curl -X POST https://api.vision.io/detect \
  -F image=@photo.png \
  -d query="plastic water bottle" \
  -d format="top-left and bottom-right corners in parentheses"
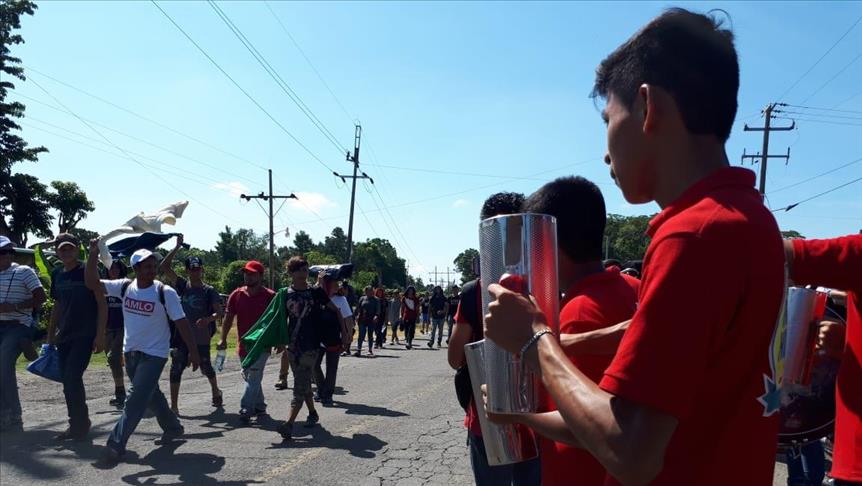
top-left (214, 349), bottom-right (226, 372)
top-left (40, 343), bottom-right (51, 356)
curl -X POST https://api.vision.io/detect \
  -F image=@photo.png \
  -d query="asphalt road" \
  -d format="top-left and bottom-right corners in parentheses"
top-left (1, 330), bottom-right (796, 485)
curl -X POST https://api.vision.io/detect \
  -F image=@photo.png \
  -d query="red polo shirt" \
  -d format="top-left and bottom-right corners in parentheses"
top-left (542, 268), bottom-right (639, 486)
top-left (599, 167), bottom-right (785, 485)
top-left (790, 235), bottom-right (862, 482)
top-left (226, 286), bottom-right (276, 359)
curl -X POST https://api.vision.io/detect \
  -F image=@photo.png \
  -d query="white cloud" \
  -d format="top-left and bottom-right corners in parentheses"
top-left (211, 181), bottom-right (250, 198)
top-left (288, 192), bottom-right (337, 214)
top-left (453, 198), bottom-right (470, 208)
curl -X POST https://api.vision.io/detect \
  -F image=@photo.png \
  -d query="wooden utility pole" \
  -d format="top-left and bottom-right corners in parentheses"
top-left (335, 124), bottom-right (372, 263)
top-left (240, 169), bottom-right (297, 288)
top-left (743, 103), bottom-right (795, 194)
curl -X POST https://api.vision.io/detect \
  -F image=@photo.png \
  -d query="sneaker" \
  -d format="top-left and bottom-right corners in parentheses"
top-left (427, 341), bottom-right (433, 349)
top-left (212, 391), bottom-right (224, 408)
top-left (275, 379), bottom-right (288, 390)
top-left (446, 339), bottom-right (450, 345)
top-left (109, 395), bottom-right (126, 408)
top-left (305, 411), bottom-right (319, 428)
top-left (313, 394), bottom-right (322, 403)
top-left (54, 427), bottom-right (89, 442)
top-left (341, 351), bottom-right (350, 357)
top-left (159, 426), bottom-right (185, 443)
top-left (368, 349), bottom-right (374, 357)
top-left (254, 408), bottom-right (268, 417)
top-left (95, 446), bottom-right (123, 469)
top-left (437, 342), bottom-right (442, 347)
top-left (353, 351), bottom-right (361, 357)
top-left (406, 344), bottom-right (412, 350)
top-left (321, 398), bottom-right (334, 407)
top-left (239, 408), bottom-right (253, 424)
top-left (277, 421), bottom-right (293, 440)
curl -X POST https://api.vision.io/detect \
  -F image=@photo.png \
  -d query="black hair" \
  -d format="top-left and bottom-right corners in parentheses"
top-left (523, 176), bottom-right (606, 263)
top-left (592, 8), bottom-right (738, 142)
top-left (110, 260), bottom-right (129, 278)
top-left (480, 192), bottom-right (525, 220)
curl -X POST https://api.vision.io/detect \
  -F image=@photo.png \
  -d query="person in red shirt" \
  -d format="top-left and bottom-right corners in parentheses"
top-left (217, 260), bottom-right (276, 423)
top-left (483, 8), bottom-right (785, 485)
top-left (448, 191), bottom-right (540, 485)
top-left (785, 235), bottom-right (862, 486)
top-left (497, 176), bottom-right (639, 486)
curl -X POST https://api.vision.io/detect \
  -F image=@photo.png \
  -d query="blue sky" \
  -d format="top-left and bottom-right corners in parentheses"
top-left (12, 1), bottom-right (862, 281)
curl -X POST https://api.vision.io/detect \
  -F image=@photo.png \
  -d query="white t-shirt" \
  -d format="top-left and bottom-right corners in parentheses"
top-left (102, 279), bottom-right (185, 358)
top-left (331, 295), bottom-right (353, 319)
top-left (0, 263), bottom-right (42, 326)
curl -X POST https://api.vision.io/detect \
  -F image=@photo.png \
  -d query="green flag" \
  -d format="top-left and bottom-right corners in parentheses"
top-left (240, 288), bottom-right (290, 368)
top-left (33, 244), bottom-right (53, 290)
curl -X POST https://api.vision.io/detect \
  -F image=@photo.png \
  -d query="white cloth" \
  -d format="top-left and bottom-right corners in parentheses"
top-left (98, 200), bottom-right (189, 267)
top-left (102, 279), bottom-right (185, 358)
top-left (0, 263), bottom-right (42, 326)
top-left (331, 295), bottom-right (353, 319)
top-left (405, 298), bottom-right (416, 311)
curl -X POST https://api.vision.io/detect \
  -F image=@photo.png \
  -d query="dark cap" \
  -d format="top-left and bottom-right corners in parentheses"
top-left (53, 233), bottom-right (80, 249)
top-left (185, 256), bottom-right (203, 269)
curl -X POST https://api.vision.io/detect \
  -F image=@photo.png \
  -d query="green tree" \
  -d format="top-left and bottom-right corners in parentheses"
top-left (47, 181), bottom-right (94, 233)
top-left (305, 250), bottom-right (338, 267)
top-left (1, 0), bottom-right (49, 242)
top-left (781, 230), bottom-right (805, 239)
top-left (214, 226), bottom-right (267, 264)
top-left (221, 260), bottom-right (248, 295)
top-left (604, 214), bottom-right (652, 262)
top-left (69, 227), bottom-right (99, 245)
top-left (323, 227), bottom-right (348, 261)
top-left (291, 230), bottom-right (317, 255)
top-left (453, 248), bottom-right (479, 283)
top-left (3, 173), bottom-right (52, 246)
top-left (353, 237), bottom-right (407, 288)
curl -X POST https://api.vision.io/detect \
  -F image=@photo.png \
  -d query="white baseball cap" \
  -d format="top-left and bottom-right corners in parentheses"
top-left (130, 249), bottom-right (156, 267)
top-left (0, 236), bottom-right (14, 249)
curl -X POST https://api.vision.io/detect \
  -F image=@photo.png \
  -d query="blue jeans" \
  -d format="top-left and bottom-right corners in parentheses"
top-left (468, 432), bottom-right (541, 486)
top-left (785, 441), bottom-right (826, 486)
top-left (57, 336), bottom-right (94, 433)
top-left (357, 320), bottom-right (374, 352)
top-left (241, 352), bottom-right (269, 413)
top-left (447, 315), bottom-right (456, 341)
top-left (0, 323), bottom-right (31, 427)
top-left (430, 318), bottom-right (445, 345)
top-left (107, 351), bottom-right (182, 454)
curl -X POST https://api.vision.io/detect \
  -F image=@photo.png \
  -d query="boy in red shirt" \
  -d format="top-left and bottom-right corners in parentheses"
top-left (514, 176), bottom-right (639, 486)
top-left (484, 8), bottom-right (785, 485)
top-left (786, 235), bottom-right (862, 486)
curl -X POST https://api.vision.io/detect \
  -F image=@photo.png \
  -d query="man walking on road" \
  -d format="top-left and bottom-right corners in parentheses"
top-left (446, 286), bottom-right (460, 346)
top-left (219, 260), bottom-right (275, 423)
top-left (88, 241), bottom-right (200, 466)
top-left (160, 235), bottom-right (223, 414)
top-left (314, 270), bottom-right (350, 406)
top-left (48, 233), bottom-right (105, 441)
top-left (0, 236), bottom-right (47, 433)
top-left (355, 286), bottom-right (379, 357)
top-left (427, 286), bottom-right (446, 349)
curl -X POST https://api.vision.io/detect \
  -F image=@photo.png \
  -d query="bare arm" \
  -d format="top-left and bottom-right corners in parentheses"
top-left (93, 287), bottom-right (107, 353)
top-left (47, 304), bottom-right (59, 345)
top-left (4, 287), bottom-right (48, 312)
top-left (447, 321), bottom-right (472, 369)
top-left (84, 239), bottom-right (102, 291)
top-left (173, 317), bottom-right (200, 368)
top-left (560, 320), bottom-right (631, 356)
top-left (218, 311), bottom-right (235, 349)
top-left (158, 235), bottom-right (183, 284)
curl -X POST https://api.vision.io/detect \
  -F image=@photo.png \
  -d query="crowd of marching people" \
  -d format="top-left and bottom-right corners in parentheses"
top-left (1, 6), bottom-right (861, 486)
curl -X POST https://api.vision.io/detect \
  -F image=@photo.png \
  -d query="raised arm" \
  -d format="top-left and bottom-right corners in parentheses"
top-left (158, 234), bottom-right (183, 285)
top-left (84, 239), bottom-right (102, 291)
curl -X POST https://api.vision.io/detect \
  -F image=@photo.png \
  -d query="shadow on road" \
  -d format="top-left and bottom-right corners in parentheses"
top-left (0, 429), bottom-right (69, 480)
top-left (118, 435), bottom-right (257, 486)
top-left (269, 425), bottom-right (387, 459)
top-left (332, 400), bottom-right (409, 418)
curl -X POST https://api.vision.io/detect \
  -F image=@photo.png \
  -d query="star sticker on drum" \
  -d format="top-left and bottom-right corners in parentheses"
top-left (757, 374), bottom-right (782, 417)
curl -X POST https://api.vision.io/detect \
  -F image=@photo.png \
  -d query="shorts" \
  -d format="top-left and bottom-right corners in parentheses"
top-left (288, 349), bottom-right (320, 408)
top-left (105, 327), bottom-right (124, 370)
top-left (170, 344), bottom-right (215, 383)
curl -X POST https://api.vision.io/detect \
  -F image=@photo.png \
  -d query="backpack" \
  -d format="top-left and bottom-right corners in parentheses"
top-left (121, 279), bottom-right (181, 348)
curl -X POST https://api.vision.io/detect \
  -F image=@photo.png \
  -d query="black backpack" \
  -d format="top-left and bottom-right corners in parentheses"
top-left (454, 279), bottom-right (482, 411)
top-left (121, 279), bottom-right (182, 348)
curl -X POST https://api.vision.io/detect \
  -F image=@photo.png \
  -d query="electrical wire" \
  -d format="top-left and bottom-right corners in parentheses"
top-left (151, 1), bottom-right (338, 175)
top-left (774, 116), bottom-right (862, 127)
top-left (775, 13), bottom-right (862, 102)
top-left (780, 104), bottom-right (862, 115)
top-left (767, 156), bottom-right (862, 194)
top-left (772, 175), bottom-right (862, 212)
top-left (207, 1), bottom-right (347, 155)
top-left (799, 49), bottom-right (862, 105)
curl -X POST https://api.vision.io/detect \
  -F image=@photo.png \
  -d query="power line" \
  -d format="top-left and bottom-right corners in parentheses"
top-left (151, 1), bottom-right (338, 175)
top-left (774, 110), bottom-right (862, 121)
top-left (799, 49), bottom-right (862, 105)
top-left (773, 175), bottom-right (862, 212)
top-left (23, 66), bottom-right (269, 172)
top-left (774, 115), bottom-right (862, 127)
top-left (262, 0), bottom-right (354, 124)
top-left (780, 104), bottom-right (862, 115)
top-left (364, 163), bottom-right (570, 181)
top-left (15, 92), bottom-right (262, 186)
top-left (775, 13), bottom-right (862, 102)
top-left (767, 156), bottom-right (862, 194)
top-left (27, 77), bottom-right (246, 225)
top-left (207, 1), bottom-right (347, 155)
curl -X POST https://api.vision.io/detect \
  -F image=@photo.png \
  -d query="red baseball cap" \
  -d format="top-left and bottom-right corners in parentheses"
top-left (241, 260), bottom-right (265, 274)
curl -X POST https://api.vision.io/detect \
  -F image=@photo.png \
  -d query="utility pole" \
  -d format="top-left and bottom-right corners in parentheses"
top-left (428, 266), bottom-right (443, 288)
top-left (335, 124), bottom-right (372, 263)
top-left (743, 103), bottom-right (794, 194)
top-left (240, 169), bottom-right (297, 288)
